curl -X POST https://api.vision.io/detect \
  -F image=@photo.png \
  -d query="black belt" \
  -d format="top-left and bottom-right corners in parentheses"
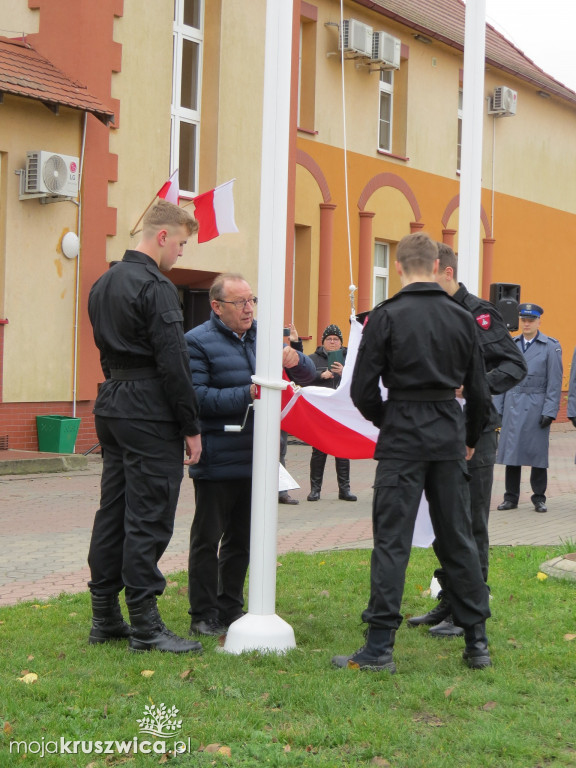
top-left (387, 388), bottom-right (455, 402)
top-left (110, 367), bottom-right (159, 381)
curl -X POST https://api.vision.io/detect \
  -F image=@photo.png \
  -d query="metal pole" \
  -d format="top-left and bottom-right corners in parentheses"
top-left (458, 0), bottom-right (486, 293)
top-left (224, 0), bottom-right (296, 654)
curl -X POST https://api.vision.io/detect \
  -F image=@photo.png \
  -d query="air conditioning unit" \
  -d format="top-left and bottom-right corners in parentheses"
top-left (25, 151), bottom-right (80, 197)
top-left (339, 19), bottom-right (373, 58)
top-left (489, 86), bottom-right (517, 116)
top-left (371, 31), bottom-right (401, 69)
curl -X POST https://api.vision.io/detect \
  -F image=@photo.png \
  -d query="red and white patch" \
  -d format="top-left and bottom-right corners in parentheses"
top-left (475, 313), bottom-right (491, 330)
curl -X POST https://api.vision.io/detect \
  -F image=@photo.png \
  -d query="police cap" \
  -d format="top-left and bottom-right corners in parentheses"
top-left (518, 303), bottom-right (543, 318)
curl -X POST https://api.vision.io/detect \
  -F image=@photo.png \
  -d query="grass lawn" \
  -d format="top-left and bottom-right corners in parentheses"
top-left (1, 545), bottom-right (575, 767)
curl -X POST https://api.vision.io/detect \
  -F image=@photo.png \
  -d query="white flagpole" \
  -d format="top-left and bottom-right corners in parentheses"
top-left (458, 0), bottom-right (486, 294)
top-left (224, 0), bottom-right (295, 654)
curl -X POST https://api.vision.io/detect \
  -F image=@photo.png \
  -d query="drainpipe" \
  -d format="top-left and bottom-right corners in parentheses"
top-left (71, 112), bottom-right (88, 419)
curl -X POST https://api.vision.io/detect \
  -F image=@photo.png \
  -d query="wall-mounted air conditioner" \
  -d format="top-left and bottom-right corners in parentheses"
top-left (371, 31), bottom-right (401, 69)
top-left (24, 151), bottom-right (80, 198)
top-left (339, 19), bottom-right (373, 58)
top-left (489, 86), bottom-right (517, 116)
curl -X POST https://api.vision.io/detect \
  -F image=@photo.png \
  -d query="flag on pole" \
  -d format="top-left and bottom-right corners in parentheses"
top-left (157, 169), bottom-right (180, 204)
top-left (281, 317), bottom-right (434, 547)
top-left (192, 179), bottom-right (239, 243)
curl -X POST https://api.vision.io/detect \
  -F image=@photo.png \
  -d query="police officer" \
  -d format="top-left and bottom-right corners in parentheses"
top-left (332, 233), bottom-right (491, 673)
top-left (494, 303), bottom-right (563, 513)
top-left (408, 244), bottom-right (527, 637)
top-left (87, 200), bottom-right (203, 654)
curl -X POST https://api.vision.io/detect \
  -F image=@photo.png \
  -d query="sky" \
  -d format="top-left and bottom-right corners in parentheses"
top-left (483, 0), bottom-right (576, 92)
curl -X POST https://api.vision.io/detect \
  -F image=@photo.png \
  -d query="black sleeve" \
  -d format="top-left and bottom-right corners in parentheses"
top-left (144, 281), bottom-right (200, 436)
top-left (462, 330), bottom-right (490, 448)
top-left (481, 305), bottom-right (527, 394)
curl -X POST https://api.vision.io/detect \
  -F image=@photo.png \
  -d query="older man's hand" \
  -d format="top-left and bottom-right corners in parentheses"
top-left (282, 345), bottom-right (299, 369)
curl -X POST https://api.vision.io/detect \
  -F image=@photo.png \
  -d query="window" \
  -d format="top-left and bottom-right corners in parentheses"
top-left (297, 8), bottom-right (317, 132)
top-left (172, 0), bottom-right (203, 196)
top-left (378, 70), bottom-right (394, 153)
top-left (457, 88), bottom-right (463, 172)
top-left (373, 242), bottom-right (389, 305)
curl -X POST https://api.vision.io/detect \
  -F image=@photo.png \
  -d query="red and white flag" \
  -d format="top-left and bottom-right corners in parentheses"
top-left (281, 317), bottom-right (434, 547)
top-left (156, 169), bottom-right (179, 205)
top-left (192, 179), bottom-right (239, 243)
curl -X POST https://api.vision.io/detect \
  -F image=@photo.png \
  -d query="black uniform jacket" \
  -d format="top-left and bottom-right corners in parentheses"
top-left (88, 250), bottom-right (200, 436)
top-left (453, 283), bottom-right (527, 430)
top-left (351, 282), bottom-right (489, 461)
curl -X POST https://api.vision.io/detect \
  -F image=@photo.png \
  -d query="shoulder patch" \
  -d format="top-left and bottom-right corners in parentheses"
top-left (475, 313), bottom-right (491, 330)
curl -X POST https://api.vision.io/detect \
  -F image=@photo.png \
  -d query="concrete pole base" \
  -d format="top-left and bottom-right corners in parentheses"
top-left (223, 613), bottom-right (296, 655)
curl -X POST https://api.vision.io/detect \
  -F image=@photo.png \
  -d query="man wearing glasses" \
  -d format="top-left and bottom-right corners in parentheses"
top-left (185, 273), bottom-right (315, 636)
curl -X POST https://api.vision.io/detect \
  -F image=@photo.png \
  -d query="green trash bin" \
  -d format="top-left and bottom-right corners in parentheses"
top-left (36, 415), bottom-right (81, 453)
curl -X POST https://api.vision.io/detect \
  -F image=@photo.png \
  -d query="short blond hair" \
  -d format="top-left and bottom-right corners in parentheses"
top-left (396, 233), bottom-right (438, 275)
top-left (143, 200), bottom-right (198, 237)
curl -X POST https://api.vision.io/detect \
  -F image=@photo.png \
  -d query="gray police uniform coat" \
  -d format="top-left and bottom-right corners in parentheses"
top-left (494, 332), bottom-right (563, 468)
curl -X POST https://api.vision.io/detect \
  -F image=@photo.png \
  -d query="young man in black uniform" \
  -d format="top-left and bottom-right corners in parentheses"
top-left (408, 243), bottom-right (527, 637)
top-left (332, 232), bottom-right (491, 672)
top-left (87, 200), bottom-right (203, 654)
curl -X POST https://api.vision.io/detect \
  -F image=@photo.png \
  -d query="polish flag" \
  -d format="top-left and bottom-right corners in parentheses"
top-left (192, 179), bottom-right (239, 243)
top-left (156, 169), bottom-right (179, 204)
top-left (281, 317), bottom-right (434, 547)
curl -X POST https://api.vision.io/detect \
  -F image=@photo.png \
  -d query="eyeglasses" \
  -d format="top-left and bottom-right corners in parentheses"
top-left (218, 297), bottom-right (258, 310)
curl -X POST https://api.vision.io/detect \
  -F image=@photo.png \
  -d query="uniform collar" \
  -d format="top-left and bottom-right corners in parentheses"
top-left (122, 250), bottom-right (158, 268)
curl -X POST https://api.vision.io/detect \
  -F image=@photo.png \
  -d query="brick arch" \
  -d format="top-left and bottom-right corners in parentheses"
top-left (357, 173), bottom-right (421, 221)
top-left (442, 195), bottom-right (492, 238)
top-left (295, 149), bottom-right (332, 203)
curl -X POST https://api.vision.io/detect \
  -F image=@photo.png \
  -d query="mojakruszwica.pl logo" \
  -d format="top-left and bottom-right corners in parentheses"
top-left (9, 703), bottom-right (194, 757)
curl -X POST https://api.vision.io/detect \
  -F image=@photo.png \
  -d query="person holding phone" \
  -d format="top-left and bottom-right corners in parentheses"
top-left (306, 324), bottom-right (357, 502)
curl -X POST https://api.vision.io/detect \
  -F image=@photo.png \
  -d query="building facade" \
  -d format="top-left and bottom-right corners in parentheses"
top-left (1, 0), bottom-right (575, 451)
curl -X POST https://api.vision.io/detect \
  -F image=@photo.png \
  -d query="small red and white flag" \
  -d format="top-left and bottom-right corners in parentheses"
top-left (192, 179), bottom-right (239, 243)
top-left (156, 169), bottom-right (180, 205)
top-left (281, 317), bottom-right (434, 547)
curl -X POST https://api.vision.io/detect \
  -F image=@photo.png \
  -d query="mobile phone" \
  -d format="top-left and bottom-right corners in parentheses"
top-left (283, 327), bottom-right (290, 337)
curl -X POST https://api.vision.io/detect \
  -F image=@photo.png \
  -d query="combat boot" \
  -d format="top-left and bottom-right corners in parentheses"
top-left (88, 593), bottom-right (133, 645)
top-left (428, 615), bottom-right (464, 637)
top-left (336, 458), bottom-right (357, 501)
top-left (128, 598), bottom-right (203, 654)
top-left (462, 622), bottom-right (492, 669)
top-left (332, 627), bottom-right (396, 673)
top-left (407, 593), bottom-right (451, 627)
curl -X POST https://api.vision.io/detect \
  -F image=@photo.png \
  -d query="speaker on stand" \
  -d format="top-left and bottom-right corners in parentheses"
top-left (489, 283), bottom-right (521, 331)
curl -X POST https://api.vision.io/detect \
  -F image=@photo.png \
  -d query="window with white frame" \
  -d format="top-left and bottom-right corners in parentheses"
top-left (457, 88), bottom-right (463, 172)
top-left (373, 241), bottom-right (389, 305)
top-left (378, 70), bottom-right (394, 152)
top-left (172, 0), bottom-right (203, 196)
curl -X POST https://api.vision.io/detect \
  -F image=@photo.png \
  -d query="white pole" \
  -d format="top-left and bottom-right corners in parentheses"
top-left (224, 0), bottom-right (296, 654)
top-left (458, 0), bottom-right (486, 294)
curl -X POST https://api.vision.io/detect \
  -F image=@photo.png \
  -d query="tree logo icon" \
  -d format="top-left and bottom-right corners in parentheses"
top-left (136, 704), bottom-right (182, 737)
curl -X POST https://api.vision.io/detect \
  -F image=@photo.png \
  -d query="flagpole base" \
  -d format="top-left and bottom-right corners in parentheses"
top-left (223, 613), bottom-right (296, 655)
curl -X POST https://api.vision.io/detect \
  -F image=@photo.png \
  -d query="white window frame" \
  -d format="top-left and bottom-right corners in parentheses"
top-left (373, 241), bottom-right (390, 306)
top-left (378, 70), bottom-right (394, 153)
top-left (172, 0), bottom-right (203, 196)
top-left (457, 88), bottom-right (463, 173)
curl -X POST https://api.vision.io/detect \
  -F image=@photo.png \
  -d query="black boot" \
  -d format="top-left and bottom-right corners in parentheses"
top-left (307, 449), bottom-right (327, 501)
top-left (462, 622), bottom-right (491, 669)
top-left (128, 598), bottom-right (203, 654)
top-left (407, 593), bottom-right (451, 627)
top-left (336, 458), bottom-right (357, 501)
top-left (428, 615), bottom-right (464, 637)
top-left (89, 594), bottom-right (133, 645)
top-left (332, 627), bottom-right (396, 673)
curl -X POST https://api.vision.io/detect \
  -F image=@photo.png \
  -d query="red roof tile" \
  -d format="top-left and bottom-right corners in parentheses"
top-left (0, 36), bottom-right (114, 124)
top-left (354, 0), bottom-right (576, 105)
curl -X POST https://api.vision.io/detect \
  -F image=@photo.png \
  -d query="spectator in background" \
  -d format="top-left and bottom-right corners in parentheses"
top-left (307, 324), bottom-right (357, 503)
top-left (495, 303), bottom-right (563, 514)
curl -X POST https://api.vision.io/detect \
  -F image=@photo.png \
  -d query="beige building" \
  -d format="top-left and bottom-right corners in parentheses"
top-left (1, 0), bottom-right (575, 451)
